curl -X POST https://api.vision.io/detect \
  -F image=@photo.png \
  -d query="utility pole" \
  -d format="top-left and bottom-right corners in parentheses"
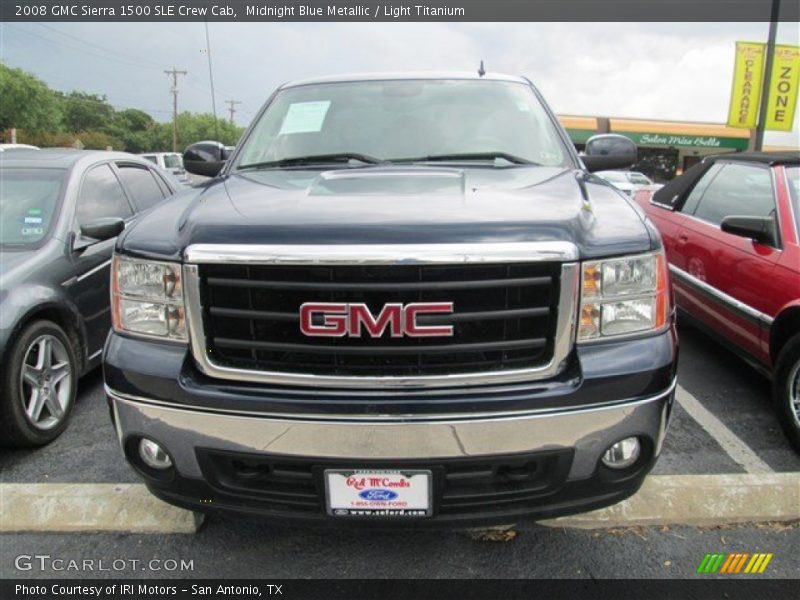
top-left (754, 0), bottom-right (781, 151)
top-left (164, 66), bottom-right (188, 153)
top-left (225, 100), bottom-right (242, 124)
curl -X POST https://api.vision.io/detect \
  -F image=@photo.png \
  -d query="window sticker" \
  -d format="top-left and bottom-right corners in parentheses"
top-left (24, 216), bottom-right (43, 224)
top-left (21, 227), bottom-right (44, 236)
top-left (278, 101), bottom-right (332, 135)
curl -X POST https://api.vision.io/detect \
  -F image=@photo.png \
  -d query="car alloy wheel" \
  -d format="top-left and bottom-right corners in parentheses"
top-left (791, 359), bottom-right (800, 428)
top-left (19, 334), bottom-right (73, 430)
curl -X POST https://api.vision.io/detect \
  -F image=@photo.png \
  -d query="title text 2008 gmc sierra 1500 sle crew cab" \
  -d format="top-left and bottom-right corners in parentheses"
top-left (104, 72), bottom-right (677, 526)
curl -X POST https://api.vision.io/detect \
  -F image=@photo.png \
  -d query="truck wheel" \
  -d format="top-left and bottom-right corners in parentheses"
top-left (0, 320), bottom-right (77, 447)
top-left (774, 333), bottom-right (800, 454)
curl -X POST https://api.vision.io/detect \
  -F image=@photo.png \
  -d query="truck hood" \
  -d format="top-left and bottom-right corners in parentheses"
top-left (119, 166), bottom-right (655, 261)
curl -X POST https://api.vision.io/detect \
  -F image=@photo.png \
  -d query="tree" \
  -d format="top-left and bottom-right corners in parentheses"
top-left (107, 108), bottom-right (156, 152)
top-left (0, 63), bottom-right (62, 134)
top-left (147, 112), bottom-right (243, 152)
top-left (59, 91), bottom-right (115, 133)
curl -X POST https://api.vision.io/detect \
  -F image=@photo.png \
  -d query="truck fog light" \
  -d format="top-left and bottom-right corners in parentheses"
top-left (601, 437), bottom-right (641, 469)
top-left (139, 438), bottom-right (173, 470)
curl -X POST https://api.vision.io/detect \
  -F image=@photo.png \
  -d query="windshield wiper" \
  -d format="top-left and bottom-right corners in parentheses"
top-left (238, 153), bottom-right (388, 170)
top-left (395, 152), bottom-right (538, 166)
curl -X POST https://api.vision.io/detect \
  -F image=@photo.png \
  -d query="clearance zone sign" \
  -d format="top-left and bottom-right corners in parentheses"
top-left (728, 41), bottom-right (800, 132)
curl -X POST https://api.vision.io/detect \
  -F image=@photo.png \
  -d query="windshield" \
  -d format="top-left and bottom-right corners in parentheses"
top-left (0, 168), bottom-right (66, 247)
top-left (235, 79), bottom-right (570, 168)
top-left (787, 167), bottom-right (799, 235)
top-left (163, 154), bottom-right (183, 169)
top-left (628, 173), bottom-right (651, 185)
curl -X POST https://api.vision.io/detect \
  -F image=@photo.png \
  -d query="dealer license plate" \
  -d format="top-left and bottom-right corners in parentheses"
top-left (324, 469), bottom-right (433, 517)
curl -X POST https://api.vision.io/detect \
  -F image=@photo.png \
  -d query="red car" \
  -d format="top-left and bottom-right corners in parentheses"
top-left (635, 152), bottom-right (800, 451)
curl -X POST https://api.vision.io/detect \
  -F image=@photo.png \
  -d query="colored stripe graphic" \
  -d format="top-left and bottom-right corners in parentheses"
top-left (700, 553), bottom-right (773, 574)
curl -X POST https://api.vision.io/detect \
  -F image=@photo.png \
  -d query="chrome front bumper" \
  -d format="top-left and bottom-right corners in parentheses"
top-left (108, 379), bottom-right (675, 482)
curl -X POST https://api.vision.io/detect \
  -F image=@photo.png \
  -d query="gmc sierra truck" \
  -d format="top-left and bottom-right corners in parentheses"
top-left (104, 72), bottom-right (677, 526)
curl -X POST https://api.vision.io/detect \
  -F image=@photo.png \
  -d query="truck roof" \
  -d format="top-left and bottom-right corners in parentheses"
top-left (281, 71), bottom-right (530, 89)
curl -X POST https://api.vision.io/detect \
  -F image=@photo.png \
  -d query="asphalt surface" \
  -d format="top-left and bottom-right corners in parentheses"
top-left (2, 521), bottom-right (798, 579)
top-left (1, 321), bottom-right (799, 580)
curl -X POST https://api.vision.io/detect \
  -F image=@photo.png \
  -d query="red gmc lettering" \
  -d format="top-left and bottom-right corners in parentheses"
top-left (404, 303), bottom-right (455, 337)
top-left (299, 302), bottom-right (348, 336)
top-left (299, 302), bottom-right (454, 338)
top-left (348, 303), bottom-right (403, 337)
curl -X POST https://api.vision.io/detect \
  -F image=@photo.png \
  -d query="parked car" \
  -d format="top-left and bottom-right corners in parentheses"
top-left (105, 72), bottom-right (677, 526)
top-left (0, 144), bottom-right (39, 152)
top-left (596, 170), bottom-right (658, 196)
top-left (139, 152), bottom-right (190, 184)
top-left (0, 149), bottom-right (179, 446)
top-left (635, 152), bottom-right (800, 451)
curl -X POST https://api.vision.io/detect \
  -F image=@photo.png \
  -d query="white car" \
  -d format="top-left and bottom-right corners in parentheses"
top-left (0, 144), bottom-right (39, 152)
top-left (139, 152), bottom-right (190, 184)
top-left (596, 170), bottom-right (659, 196)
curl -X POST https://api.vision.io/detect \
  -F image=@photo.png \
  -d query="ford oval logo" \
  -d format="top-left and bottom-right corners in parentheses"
top-left (359, 489), bottom-right (398, 501)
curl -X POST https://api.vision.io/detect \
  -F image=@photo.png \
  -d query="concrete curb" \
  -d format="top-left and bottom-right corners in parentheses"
top-left (1, 474), bottom-right (798, 533)
top-left (0, 483), bottom-right (203, 534)
top-left (539, 473), bottom-right (800, 529)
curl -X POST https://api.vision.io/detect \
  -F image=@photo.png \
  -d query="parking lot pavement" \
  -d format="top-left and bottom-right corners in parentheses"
top-left (2, 521), bottom-right (798, 579)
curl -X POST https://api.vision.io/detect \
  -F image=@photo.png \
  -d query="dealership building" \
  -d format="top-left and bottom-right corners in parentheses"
top-left (557, 115), bottom-right (797, 182)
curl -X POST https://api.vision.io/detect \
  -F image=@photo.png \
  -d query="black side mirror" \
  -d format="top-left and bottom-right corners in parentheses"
top-left (81, 217), bottom-right (125, 241)
top-left (183, 141), bottom-right (231, 177)
top-left (74, 217), bottom-right (125, 250)
top-left (721, 216), bottom-right (778, 247)
top-left (583, 134), bottom-right (638, 172)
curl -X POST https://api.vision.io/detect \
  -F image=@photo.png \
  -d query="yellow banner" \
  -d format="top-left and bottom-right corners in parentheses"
top-left (764, 45), bottom-right (800, 132)
top-left (727, 42), bottom-right (766, 129)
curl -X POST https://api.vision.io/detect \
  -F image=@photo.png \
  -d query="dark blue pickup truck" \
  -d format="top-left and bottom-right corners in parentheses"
top-left (104, 72), bottom-right (677, 526)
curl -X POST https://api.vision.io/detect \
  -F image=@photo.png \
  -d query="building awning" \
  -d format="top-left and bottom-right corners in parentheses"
top-left (558, 116), bottom-right (598, 144)
top-left (608, 118), bottom-right (750, 150)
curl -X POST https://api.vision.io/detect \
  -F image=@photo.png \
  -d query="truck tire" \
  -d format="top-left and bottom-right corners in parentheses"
top-left (774, 333), bottom-right (800, 454)
top-left (0, 320), bottom-right (77, 447)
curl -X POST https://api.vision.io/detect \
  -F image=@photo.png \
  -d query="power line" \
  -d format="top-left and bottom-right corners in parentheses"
top-left (35, 23), bottom-right (163, 71)
top-left (225, 100), bottom-right (242, 124)
top-left (164, 67), bottom-right (188, 152)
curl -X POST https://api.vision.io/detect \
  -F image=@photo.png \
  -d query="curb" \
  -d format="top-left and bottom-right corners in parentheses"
top-left (0, 483), bottom-right (203, 534)
top-left (539, 473), bottom-right (800, 529)
top-left (1, 474), bottom-right (798, 533)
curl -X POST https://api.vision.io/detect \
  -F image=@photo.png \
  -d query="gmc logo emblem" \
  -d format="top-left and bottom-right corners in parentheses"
top-left (299, 302), bottom-right (454, 338)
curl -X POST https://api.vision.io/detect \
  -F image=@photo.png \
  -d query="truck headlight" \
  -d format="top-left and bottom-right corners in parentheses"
top-left (111, 255), bottom-right (187, 342)
top-left (578, 250), bottom-right (669, 342)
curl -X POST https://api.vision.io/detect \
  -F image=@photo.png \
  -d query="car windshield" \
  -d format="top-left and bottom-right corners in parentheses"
top-left (600, 171), bottom-right (627, 182)
top-left (628, 173), bottom-right (651, 184)
top-left (163, 154), bottom-right (183, 169)
top-left (787, 167), bottom-right (799, 235)
top-left (0, 168), bottom-right (66, 247)
top-left (235, 79), bottom-right (570, 169)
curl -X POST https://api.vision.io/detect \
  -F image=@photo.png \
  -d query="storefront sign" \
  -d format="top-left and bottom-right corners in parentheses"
top-left (764, 45), bottom-right (800, 132)
top-left (727, 42), bottom-right (766, 129)
top-left (618, 132), bottom-right (749, 150)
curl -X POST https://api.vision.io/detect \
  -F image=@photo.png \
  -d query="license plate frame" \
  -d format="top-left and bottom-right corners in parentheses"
top-left (324, 469), bottom-right (433, 518)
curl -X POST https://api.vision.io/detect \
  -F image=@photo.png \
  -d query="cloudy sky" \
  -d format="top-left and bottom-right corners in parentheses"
top-left (1, 21), bottom-right (798, 144)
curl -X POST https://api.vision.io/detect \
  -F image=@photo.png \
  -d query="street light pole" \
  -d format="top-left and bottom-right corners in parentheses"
top-left (754, 0), bottom-right (781, 151)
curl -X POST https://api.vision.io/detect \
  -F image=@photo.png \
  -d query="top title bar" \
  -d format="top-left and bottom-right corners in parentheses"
top-left (3, 0), bottom-right (800, 22)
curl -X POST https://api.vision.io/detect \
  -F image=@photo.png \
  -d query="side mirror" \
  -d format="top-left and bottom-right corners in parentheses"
top-left (583, 134), bottom-right (638, 172)
top-left (721, 215), bottom-right (778, 247)
top-left (74, 217), bottom-right (125, 250)
top-left (183, 141), bottom-right (231, 177)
